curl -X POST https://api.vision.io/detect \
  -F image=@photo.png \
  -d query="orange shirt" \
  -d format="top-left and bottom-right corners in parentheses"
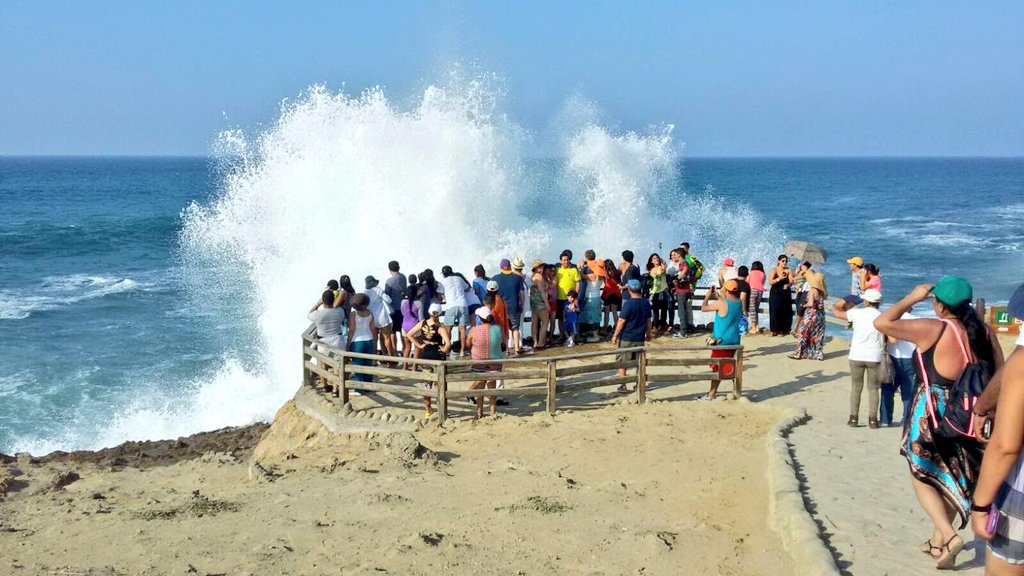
top-left (492, 295), bottom-right (510, 341)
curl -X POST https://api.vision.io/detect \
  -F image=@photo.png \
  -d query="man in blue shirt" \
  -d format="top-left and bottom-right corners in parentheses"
top-left (493, 258), bottom-right (525, 355)
top-left (611, 279), bottom-right (652, 393)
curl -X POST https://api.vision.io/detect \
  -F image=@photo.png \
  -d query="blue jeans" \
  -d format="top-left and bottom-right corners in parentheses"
top-left (349, 339), bottom-right (376, 383)
top-left (879, 355), bottom-right (915, 426)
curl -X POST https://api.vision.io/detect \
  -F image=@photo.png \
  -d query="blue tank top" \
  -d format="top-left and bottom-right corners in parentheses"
top-left (712, 298), bottom-right (743, 345)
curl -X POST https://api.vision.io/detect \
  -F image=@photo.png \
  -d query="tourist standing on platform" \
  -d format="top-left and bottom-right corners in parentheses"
top-left (529, 259), bottom-right (549, 350)
top-left (545, 264), bottom-right (558, 342)
top-left (602, 259), bottom-right (622, 334)
top-left (669, 248), bottom-right (694, 337)
top-left (438, 266), bottom-right (472, 357)
top-left (338, 275), bottom-right (356, 320)
top-left (494, 259), bottom-right (525, 356)
top-left (472, 265), bottom-right (489, 303)
top-left (699, 279), bottom-right (743, 401)
top-left (875, 277), bottom-right (1003, 570)
top-left (365, 276), bottom-right (396, 356)
top-left (563, 290), bottom-right (581, 347)
top-left (790, 271), bottom-right (827, 361)
top-left (647, 253), bottom-right (670, 332)
top-left (511, 257), bottom-right (531, 351)
top-left (971, 284), bottom-right (1024, 573)
top-left (747, 261), bottom-right (766, 335)
top-left (347, 293), bottom-right (379, 383)
top-left (581, 250), bottom-right (605, 342)
top-left (611, 279), bottom-right (652, 394)
top-left (768, 255), bottom-right (794, 336)
top-left (400, 277), bottom-right (420, 365)
top-left (484, 282), bottom-right (509, 344)
top-left (418, 269), bottom-right (439, 322)
top-left (385, 261), bottom-right (407, 354)
top-left (619, 250), bottom-right (642, 301)
top-left (308, 289), bottom-right (346, 349)
top-left (717, 257), bottom-right (738, 287)
top-left (407, 305), bottom-right (452, 418)
top-left (556, 250), bottom-right (581, 340)
top-left (833, 289), bottom-right (885, 428)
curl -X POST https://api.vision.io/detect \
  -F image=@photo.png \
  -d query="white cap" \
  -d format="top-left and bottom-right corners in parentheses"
top-left (428, 302), bottom-right (443, 315)
top-left (486, 280), bottom-right (499, 292)
top-left (862, 289), bottom-right (882, 303)
top-left (475, 306), bottom-right (493, 319)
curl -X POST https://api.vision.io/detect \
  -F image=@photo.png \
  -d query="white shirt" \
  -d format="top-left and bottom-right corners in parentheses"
top-left (1017, 330), bottom-right (1024, 348)
top-left (438, 275), bottom-right (470, 308)
top-left (887, 312), bottom-right (918, 358)
top-left (847, 307), bottom-right (885, 363)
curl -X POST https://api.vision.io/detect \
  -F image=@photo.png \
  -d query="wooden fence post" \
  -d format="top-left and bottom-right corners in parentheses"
top-left (302, 339), bottom-right (312, 388)
top-left (546, 360), bottom-right (557, 414)
top-left (339, 354), bottom-right (348, 402)
top-left (437, 363), bottom-right (448, 426)
top-left (636, 348), bottom-right (647, 404)
top-left (733, 347), bottom-right (744, 399)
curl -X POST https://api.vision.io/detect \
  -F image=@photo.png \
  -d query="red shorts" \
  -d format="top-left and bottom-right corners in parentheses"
top-left (710, 349), bottom-right (736, 377)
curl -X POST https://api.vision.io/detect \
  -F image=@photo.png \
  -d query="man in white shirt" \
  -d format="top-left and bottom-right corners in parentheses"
top-left (438, 265), bottom-right (471, 356)
top-left (833, 288), bottom-right (885, 428)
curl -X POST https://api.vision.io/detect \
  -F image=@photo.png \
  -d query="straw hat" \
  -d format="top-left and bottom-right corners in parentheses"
top-left (531, 258), bottom-right (545, 272)
top-left (512, 256), bottom-right (525, 270)
top-left (807, 271), bottom-right (828, 298)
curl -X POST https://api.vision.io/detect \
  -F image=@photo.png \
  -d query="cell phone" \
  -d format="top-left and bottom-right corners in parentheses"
top-left (987, 507), bottom-right (1000, 534)
top-left (983, 418), bottom-right (994, 440)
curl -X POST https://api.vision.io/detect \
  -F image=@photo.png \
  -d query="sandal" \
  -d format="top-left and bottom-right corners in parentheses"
top-left (918, 538), bottom-right (942, 558)
top-left (935, 533), bottom-right (963, 570)
top-left (787, 354), bottom-right (802, 360)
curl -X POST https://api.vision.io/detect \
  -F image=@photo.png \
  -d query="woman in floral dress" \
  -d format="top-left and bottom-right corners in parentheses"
top-left (791, 271), bottom-right (827, 360)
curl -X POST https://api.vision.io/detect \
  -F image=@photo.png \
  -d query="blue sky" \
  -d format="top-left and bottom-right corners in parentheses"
top-left (1, 2), bottom-right (1022, 156)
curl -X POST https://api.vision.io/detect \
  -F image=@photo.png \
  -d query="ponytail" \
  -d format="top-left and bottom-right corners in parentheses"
top-left (949, 300), bottom-right (995, 371)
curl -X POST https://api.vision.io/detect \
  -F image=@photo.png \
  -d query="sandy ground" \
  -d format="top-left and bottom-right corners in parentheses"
top-left (1, 380), bottom-right (792, 575)
top-left (3, 331), bottom-right (1016, 575)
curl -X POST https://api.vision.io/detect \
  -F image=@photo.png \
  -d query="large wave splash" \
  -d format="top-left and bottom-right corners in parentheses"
top-left (29, 78), bottom-right (785, 452)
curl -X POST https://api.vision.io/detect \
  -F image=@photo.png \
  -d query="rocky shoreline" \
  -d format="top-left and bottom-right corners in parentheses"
top-left (0, 423), bottom-right (269, 471)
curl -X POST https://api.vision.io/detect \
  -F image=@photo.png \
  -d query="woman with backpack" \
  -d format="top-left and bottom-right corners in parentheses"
top-left (874, 277), bottom-right (1004, 570)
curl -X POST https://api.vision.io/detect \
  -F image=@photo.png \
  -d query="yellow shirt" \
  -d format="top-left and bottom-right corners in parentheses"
top-left (555, 266), bottom-right (581, 300)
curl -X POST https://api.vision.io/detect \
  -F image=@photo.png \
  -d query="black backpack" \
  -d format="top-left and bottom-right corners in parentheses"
top-left (919, 319), bottom-right (993, 440)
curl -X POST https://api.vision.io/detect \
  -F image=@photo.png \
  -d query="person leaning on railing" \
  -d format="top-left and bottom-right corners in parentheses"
top-left (699, 279), bottom-right (743, 401)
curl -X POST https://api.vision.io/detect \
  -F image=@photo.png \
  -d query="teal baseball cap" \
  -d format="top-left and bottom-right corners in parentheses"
top-left (930, 276), bottom-right (973, 307)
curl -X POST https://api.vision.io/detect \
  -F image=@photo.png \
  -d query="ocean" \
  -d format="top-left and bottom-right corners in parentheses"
top-left (1, 91), bottom-right (1021, 455)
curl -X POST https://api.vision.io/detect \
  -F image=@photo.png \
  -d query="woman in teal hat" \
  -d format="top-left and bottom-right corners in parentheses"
top-left (875, 276), bottom-right (1005, 570)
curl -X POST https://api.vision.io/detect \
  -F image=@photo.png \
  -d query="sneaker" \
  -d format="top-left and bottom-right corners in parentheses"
top-left (672, 332), bottom-right (685, 339)
top-left (585, 335), bottom-right (600, 343)
top-left (566, 336), bottom-right (575, 347)
top-left (697, 394), bottom-right (714, 402)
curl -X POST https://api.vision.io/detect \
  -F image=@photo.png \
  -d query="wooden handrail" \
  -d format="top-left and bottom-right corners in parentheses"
top-left (302, 322), bottom-right (746, 425)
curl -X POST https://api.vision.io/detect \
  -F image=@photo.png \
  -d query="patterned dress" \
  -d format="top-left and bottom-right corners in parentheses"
top-left (793, 298), bottom-right (825, 360)
top-left (901, 323), bottom-right (983, 529)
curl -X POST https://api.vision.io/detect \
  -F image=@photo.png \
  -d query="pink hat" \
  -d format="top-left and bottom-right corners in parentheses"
top-left (724, 257), bottom-right (735, 266)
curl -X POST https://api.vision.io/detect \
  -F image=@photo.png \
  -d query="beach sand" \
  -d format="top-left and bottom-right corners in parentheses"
top-left (1, 333), bottom-right (1017, 575)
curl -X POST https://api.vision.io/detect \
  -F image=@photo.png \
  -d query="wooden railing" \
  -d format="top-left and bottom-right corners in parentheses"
top-left (301, 325), bottom-right (744, 425)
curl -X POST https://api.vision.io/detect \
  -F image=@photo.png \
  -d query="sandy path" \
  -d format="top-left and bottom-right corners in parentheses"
top-left (733, 333), bottom-right (1018, 576)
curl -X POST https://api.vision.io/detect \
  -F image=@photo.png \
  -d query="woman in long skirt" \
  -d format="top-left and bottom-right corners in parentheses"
top-left (791, 271), bottom-right (826, 360)
top-left (767, 254), bottom-right (794, 336)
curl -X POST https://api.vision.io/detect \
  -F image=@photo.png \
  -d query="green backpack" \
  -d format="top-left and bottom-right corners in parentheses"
top-left (684, 255), bottom-right (704, 283)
